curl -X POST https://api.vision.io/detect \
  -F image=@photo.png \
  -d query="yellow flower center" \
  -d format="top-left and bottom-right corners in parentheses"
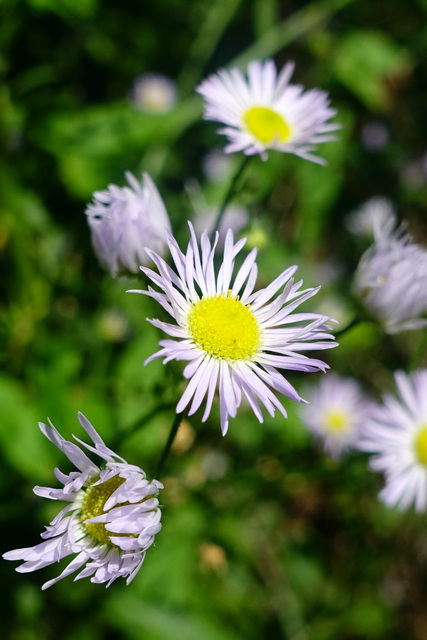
top-left (414, 426), bottom-right (427, 467)
top-left (243, 106), bottom-right (292, 145)
top-left (323, 409), bottom-right (349, 434)
top-left (80, 474), bottom-right (130, 547)
top-left (187, 293), bottom-right (261, 361)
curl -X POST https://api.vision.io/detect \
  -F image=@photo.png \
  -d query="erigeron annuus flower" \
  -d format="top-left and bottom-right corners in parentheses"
top-left (300, 374), bottom-right (369, 457)
top-left (353, 217), bottom-right (427, 333)
top-left (3, 413), bottom-right (163, 589)
top-left (130, 223), bottom-right (338, 435)
top-left (130, 73), bottom-right (177, 114)
top-left (85, 171), bottom-right (171, 277)
top-left (196, 58), bottom-right (339, 163)
top-left (359, 370), bottom-right (427, 512)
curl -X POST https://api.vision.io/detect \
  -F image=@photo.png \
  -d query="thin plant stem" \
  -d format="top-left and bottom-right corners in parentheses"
top-left (177, 0), bottom-right (244, 95)
top-left (210, 155), bottom-right (251, 240)
top-left (110, 401), bottom-right (176, 451)
top-left (409, 329), bottom-right (427, 371)
top-left (155, 411), bottom-right (185, 477)
top-left (230, 0), bottom-right (355, 69)
top-left (334, 317), bottom-right (360, 339)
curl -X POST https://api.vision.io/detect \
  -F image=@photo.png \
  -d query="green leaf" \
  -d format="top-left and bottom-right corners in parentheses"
top-left (36, 98), bottom-right (201, 198)
top-left (333, 30), bottom-right (412, 111)
top-left (295, 106), bottom-right (353, 252)
top-left (26, 0), bottom-right (98, 19)
top-left (0, 375), bottom-right (56, 481)
top-left (104, 596), bottom-right (241, 640)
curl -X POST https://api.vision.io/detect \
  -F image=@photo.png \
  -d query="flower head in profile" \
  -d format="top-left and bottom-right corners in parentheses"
top-left (130, 223), bottom-right (337, 435)
top-left (300, 373), bottom-right (369, 457)
top-left (130, 73), bottom-right (177, 114)
top-left (3, 413), bottom-right (163, 589)
top-left (85, 171), bottom-right (171, 277)
top-left (353, 218), bottom-right (427, 333)
top-left (359, 370), bottom-right (427, 512)
top-left (196, 59), bottom-right (339, 163)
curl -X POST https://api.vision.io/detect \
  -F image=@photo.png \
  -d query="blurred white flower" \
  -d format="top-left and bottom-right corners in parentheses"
top-left (96, 308), bottom-right (130, 342)
top-left (131, 73), bottom-right (177, 114)
top-left (300, 374), bottom-right (369, 457)
top-left (353, 218), bottom-right (427, 333)
top-left (401, 156), bottom-right (427, 190)
top-left (130, 222), bottom-right (337, 435)
top-left (346, 197), bottom-right (396, 239)
top-left (361, 121), bottom-right (389, 151)
top-left (196, 58), bottom-right (339, 163)
top-left (85, 171), bottom-right (171, 277)
top-left (3, 413), bottom-right (163, 589)
top-left (359, 370), bottom-right (427, 512)
top-left (202, 149), bottom-right (234, 183)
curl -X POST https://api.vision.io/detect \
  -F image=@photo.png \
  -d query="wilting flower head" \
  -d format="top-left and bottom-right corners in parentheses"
top-left (196, 58), bottom-right (339, 163)
top-left (3, 413), bottom-right (163, 589)
top-left (353, 218), bottom-right (427, 333)
top-left (130, 73), bottom-right (177, 114)
top-left (300, 373), bottom-right (369, 457)
top-left (130, 223), bottom-right (337, 435)
top-left (359, 370), bottom-right (427, 512)
top-left (85, 172), bottom-right (171, 277)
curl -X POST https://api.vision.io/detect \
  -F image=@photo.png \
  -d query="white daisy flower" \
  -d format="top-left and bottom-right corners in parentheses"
top-left (353, 218), bottom-right (427, 333)
top-left (130, 73), bottom-right (177, 114)
top-left (3, 413), bottom-right (163, 589)
top-left (130, 223), bottom-right (338, 435)
top-left (300, 373), bottom-right (369, 457)
top-left (196, 58), bottom-right (339, 163)
top-left (359, 370), bottom-right (427, 512)
top-left (85, 171), bottom-right (171, 277)
top-left (346, 197), bottom-right (396, 239)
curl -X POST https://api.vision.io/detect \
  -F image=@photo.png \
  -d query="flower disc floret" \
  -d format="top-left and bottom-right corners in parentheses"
top-left (323, 409), bottom-right (348, 433)
top-left (130, 222), bottom-right (337, 435)
top-left (81, 475), bottom-right (127, 546)
top-left (187, 294), bottom-right (261, 361)
top-left (243, 106), bottom-right (292, 145)
top-left (414, 425), bottom-right (427, 467)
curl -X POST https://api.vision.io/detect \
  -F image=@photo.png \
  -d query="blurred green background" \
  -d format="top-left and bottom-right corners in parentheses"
top-left (2, 0), bottom-right (427, 638)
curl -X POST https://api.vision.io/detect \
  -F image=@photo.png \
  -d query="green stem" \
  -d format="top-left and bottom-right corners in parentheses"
top-left (155, 411), bottom-right (185, 477)
top-left (409, 329), bottom-right (427, 371)
top-left (210, 155), bottom-right (251, 240)
top-left (177, 0), bottom-right (244, 95)
top-left (230, 0), bottom-right (355, 69)
top-left (110, 401), bottom-right (176, 451)
top-left (334, 317), bottom-right (360, 339)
